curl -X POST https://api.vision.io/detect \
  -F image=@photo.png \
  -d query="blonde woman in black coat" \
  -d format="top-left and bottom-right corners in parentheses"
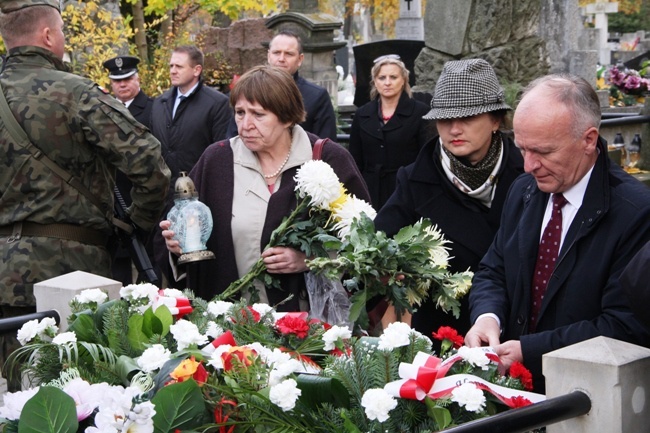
top-left (349, 55), bottom-right (431, 208)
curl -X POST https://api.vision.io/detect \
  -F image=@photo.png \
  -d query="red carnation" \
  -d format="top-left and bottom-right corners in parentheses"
top-left (431, 326), bottom-right (464, 348)
top-left (509, 361), bottom-right (534, 391)
top-left (275, 315), bottom-right (310, 338)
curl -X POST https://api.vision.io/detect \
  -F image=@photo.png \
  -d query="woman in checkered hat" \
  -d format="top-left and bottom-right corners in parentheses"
top-left (349, 55), bottom-right (433, 209)
top-left (373, 58), bottom-right (524, 340)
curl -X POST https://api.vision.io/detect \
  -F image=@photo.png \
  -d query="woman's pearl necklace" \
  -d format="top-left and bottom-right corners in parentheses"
top-left (264, 144), bottom-right (292, 179)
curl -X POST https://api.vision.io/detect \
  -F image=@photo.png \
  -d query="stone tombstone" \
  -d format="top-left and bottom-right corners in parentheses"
top-left (544, 336), bottom-right (650, 433)
top-left (416, 0), bottom-right (598, 94)
top-left (584, 0), bottom-right (619, 65)
top-left (34, 271), bottom-right (122, 331)
top-left (395, 0), bottom-right (424, 41)
top-left (200, 18), bottom-right (274, 81)
top-left (352, 40), bottom-right (425, 107)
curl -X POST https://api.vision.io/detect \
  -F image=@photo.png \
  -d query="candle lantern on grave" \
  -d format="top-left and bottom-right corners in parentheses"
top-left (167, 172), bottom-right (215, 264)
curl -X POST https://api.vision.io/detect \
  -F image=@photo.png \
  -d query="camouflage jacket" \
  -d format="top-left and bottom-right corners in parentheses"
top-left (0, 46), bottom-right (171, 232)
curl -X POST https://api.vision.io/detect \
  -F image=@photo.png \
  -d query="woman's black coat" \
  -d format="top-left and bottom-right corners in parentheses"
top-left (349, 91), bottom-right (431, 208)
top-left (374, 134), bottom-right (524, 338)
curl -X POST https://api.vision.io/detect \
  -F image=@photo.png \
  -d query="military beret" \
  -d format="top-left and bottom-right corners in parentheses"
top-left (103, 55), bottom-right (140, 80)
top-left (0, 0), bottom-right (61, 13)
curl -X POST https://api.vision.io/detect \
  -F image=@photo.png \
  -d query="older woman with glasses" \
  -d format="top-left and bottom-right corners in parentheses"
top-left (349, 55), bottom-right (432, 208)
top-left (374, 59), bottom-right (524, 340)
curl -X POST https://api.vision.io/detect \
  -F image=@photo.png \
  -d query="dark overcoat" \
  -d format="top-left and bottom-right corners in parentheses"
top-left (349, 91), bottom-right (431, 208)
top-left (374, 134), bottom-right (524, 338)
top-left (469, 137), bottom-right (650, 392)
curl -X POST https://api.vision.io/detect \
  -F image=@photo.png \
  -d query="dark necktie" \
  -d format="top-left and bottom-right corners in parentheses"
top-left (529, 193), bottom-right (567, 332)
top-left (173, 95), bottom-right (186, 118)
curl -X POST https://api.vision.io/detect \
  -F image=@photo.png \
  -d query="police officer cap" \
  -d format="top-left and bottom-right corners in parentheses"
top-left (103, 56), bottom-right (140, 80)
top-left (0, 0), bottom-right (61, 13)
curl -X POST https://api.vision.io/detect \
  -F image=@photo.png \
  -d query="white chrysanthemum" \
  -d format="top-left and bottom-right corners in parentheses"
top-left (269, 378), bottom-right (301, 411)
top-left (206, 300), bottom-right (233, 317)
top-left (0, 387), bottom-right (39, 420)
top-left (52, 332), bottom-right (77, 346)
top-left (452, 270), bottom-right (474, 297)
top-left (377, 322), bottom-right (412, 350)
top-left (429, 246), bottom-right (450, 269)
top-left (331, 195), bottom-right (377, 238)
top-left (205, 321), bottom-right (224, 339)
top-left (294, 160), bottom-right (342, 209)
top-left (137, 344), bottom-right (172, 373)
top-left (424, 223), bottom-right (443, 241)
top-left (74, 288), bottom-right (108, 305)
top-left (269, 358), bottom-right (302, 386)
top-left (361, 388), bottom-right (397, 422)
top-left (322, 325), bottom-right (352, 351)
top-left (169, 320), bottom-right (208, 350)
top-left (457, 346), bottom-right (491, 370)
top-left (451, 383), bottom-right (486, 413)
top-left (161, 288), bottom-right (185, 298)
top-left (16, 319), bottom-right (40, 346)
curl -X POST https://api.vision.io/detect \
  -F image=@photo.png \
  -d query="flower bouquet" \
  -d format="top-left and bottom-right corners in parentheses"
top-left (599, 64), bottom-right (650, 106)
top-left (217, 159), bottom-right (472, 330)
top-left (0, 286), bottom-right (545, 433)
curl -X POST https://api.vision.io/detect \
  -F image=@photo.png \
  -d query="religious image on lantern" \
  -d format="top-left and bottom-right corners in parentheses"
top-left (167, 172), bottom-right (216, 264)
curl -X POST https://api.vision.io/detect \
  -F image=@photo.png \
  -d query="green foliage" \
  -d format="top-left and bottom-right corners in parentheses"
top-left (17, 387), bottom-right (78, 433)
top-left (151, 379), bottom-right (209, 433)
top-left (308, 215), bottom-right (473, 325)
top-left (144, 0), bottom-right (281, 21)
top-left (63, 0), bottom-right (135, 88)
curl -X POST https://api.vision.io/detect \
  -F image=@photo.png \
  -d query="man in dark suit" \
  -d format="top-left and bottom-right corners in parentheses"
top-left (103, 55), bottom-right (156, 285)
top-left (227, 30), bottom-right (338, 141)
top-left (465, 73), bottom-right (650, 392)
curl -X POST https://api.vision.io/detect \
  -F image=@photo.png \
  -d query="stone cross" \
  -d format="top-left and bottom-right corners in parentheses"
top-left (395, 0), bottom-right (424, 40)
top-left (585, 0), bottom-right (619, 65)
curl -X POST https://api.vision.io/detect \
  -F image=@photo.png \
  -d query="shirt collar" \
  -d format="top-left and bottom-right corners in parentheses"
top-left (558, 163), bottom-right (595, 210)
top-left (177, 82), bottom-right (199, 99)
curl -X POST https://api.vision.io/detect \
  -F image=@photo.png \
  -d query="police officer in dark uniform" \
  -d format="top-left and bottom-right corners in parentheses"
top-left (103, 55), bottom-right (157, 285)
top-left (103, 55), bottom-right (153, 128)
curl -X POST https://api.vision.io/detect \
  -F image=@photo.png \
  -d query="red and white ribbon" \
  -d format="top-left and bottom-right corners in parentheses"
top-left (384, 350), bottom-right (545, 407)
top-left (153, 291), bottom-right (193, 318)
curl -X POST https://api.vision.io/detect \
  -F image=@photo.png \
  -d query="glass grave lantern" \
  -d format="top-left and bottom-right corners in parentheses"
top-left (167, 172), bottom-right (216, 264)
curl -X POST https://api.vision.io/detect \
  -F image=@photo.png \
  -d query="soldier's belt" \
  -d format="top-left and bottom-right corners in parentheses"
top-left (0, 222), bottom-right (108, 247)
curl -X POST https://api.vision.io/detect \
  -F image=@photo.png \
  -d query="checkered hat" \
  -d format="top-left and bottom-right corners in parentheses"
top-left (423, 58), bottom-right (511, 120)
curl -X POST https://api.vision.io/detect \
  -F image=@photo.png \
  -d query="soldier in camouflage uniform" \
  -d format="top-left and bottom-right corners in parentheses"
top-left (0, 0), bottom-right (171, 390)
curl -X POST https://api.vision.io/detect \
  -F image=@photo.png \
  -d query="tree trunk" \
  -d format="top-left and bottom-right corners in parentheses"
top-left (132, 0), bottom-right (148, 61)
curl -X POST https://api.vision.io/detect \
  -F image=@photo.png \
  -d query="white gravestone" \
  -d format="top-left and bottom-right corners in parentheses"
top-left (34, 271), bottom-right (122, 330)
top-left (585, 0), bottom-right (619, 65)
top-left (544, 336), bottom-right (650, 433)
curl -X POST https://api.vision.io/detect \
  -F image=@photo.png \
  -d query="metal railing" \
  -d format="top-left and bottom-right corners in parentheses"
top-left (441, 390), bottom-right (591, 433)
top-left (0, 310), bottom-right (60, 334)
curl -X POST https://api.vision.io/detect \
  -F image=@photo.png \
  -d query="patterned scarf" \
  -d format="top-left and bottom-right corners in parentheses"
top-left (442, 132), bottom-right (502, 191)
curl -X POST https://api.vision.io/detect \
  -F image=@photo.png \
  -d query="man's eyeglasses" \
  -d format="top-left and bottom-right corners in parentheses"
top-left (373, 54), bottom-right (401, 63)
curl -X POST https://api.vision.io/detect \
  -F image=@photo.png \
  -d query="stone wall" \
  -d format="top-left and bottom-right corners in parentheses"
top-left (200, 19), bottom-right (273, 78)
top-left (415, 0), bottom-right (594, 94)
